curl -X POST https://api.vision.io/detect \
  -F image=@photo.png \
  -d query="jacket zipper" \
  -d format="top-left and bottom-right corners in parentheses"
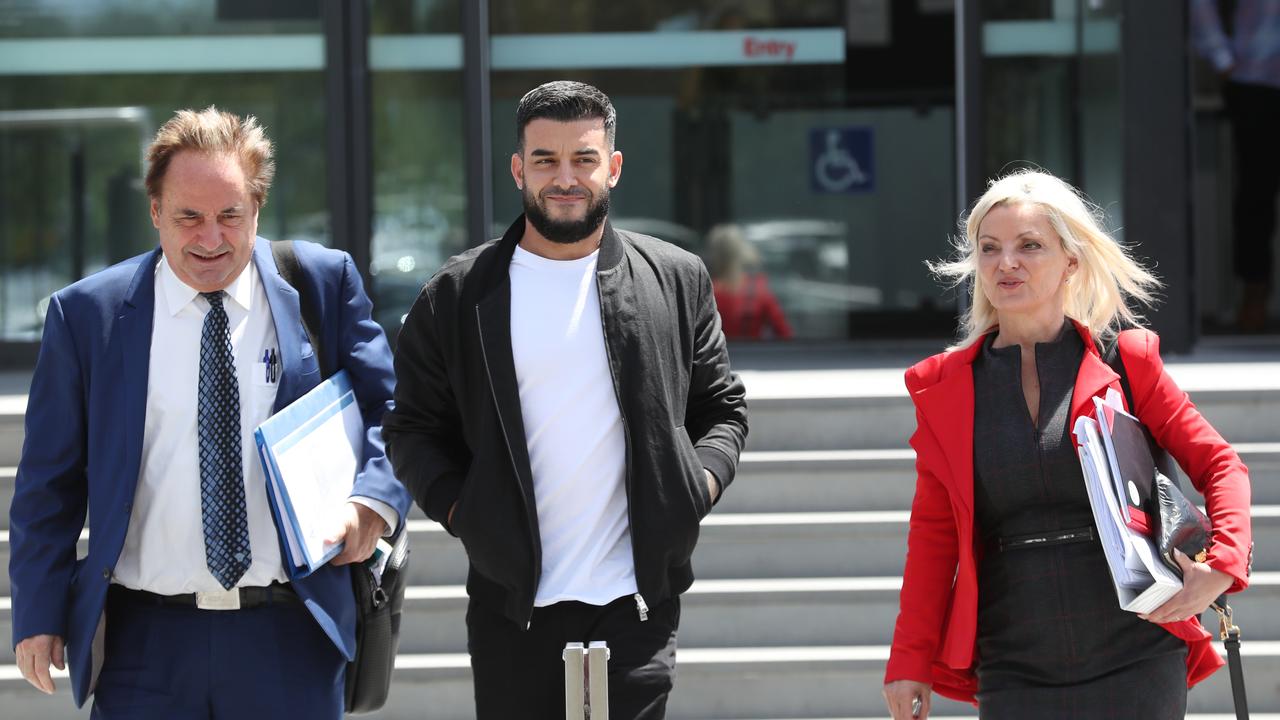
top-left (633, 593), bottom-right (649, 621)
top-left (475, 303), bottom-right (539, 630)
top-left (596, 272), bottom-right (648, 622)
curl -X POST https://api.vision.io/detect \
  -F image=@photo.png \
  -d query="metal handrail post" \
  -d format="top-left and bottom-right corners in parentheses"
top-left (586, 641), bottom-right (610, 720)
top-left (563, 642), bottom-right (586, 720)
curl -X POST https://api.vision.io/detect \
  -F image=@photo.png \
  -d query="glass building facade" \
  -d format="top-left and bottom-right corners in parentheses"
top-left (0, 0), bottom-right (1244, 363)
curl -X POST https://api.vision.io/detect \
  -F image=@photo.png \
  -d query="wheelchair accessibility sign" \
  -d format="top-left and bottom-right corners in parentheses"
top-left (810, 127), bottom-right (874, 194)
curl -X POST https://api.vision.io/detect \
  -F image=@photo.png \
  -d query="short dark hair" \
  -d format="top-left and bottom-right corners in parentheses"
top-left (515, 81), bottom-right (616, 152)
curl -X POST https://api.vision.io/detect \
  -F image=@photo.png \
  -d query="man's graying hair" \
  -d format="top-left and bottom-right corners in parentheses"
top-left (145, 106), bottom-right (275, 208)
top-left (515, 81), bottom-right (616, 152)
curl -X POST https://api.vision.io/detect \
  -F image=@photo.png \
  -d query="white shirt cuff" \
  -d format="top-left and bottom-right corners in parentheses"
top-left (349, 496), bottom-right (399, 537)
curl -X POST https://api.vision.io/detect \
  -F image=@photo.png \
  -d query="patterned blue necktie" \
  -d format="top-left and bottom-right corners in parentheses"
top-left (198, 291), bottom-right (251, 590)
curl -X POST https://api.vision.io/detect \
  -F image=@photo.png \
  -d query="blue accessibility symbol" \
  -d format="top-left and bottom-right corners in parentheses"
top-left (810, 127), bottom-right (874, 194)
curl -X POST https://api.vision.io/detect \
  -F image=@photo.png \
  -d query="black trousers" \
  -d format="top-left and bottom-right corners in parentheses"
top-left (467, 594), bottom-right (679, 720)
top-left (1225, 80), bottom-right (1280, 286)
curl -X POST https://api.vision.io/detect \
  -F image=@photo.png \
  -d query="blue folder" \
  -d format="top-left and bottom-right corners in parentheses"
top-left (255, 369), bottom-right (364, 579)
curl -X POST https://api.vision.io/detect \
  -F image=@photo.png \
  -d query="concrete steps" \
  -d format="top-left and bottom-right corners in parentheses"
top-left (7, 361), bottom-right (1280, 459)
top-left (0, 395), bottom-right (22, 468)
top-left (9, 441), bottom-right (1280, 524)
top-left (4, 358), bottom-right (1280, 718)
top-left (6, 572), bottom-right (1280, 664)
top-left (9, 508), bottom-right (1278, 595)
top-left (738, 362), bottom-right (1280, 451)
top-left (361, 508), bottom-right (1280, 587)
top-left (8, 644), bottom-right (1277, 720)
top-left (263, 642), bottom-right (1280, 718)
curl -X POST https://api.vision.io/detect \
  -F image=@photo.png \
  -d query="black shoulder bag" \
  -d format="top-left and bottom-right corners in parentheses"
top-left (271, 240), bottom-right (410, 714)
top-left (1102, 335), bottom-right (1249, 720)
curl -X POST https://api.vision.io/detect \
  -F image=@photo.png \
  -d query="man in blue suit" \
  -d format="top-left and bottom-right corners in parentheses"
top-left (8, 106), bottom-right (411, 718)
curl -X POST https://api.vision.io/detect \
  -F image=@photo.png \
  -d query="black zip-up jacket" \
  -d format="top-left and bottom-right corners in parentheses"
top-left (383, 216), bottom-right (748, 626)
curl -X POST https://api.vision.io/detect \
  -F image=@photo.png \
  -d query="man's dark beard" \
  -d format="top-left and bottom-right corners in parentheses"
top-left (522, 184), bottom-right (610, 245)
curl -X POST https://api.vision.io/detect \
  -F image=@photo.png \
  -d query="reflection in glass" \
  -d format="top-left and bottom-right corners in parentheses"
top-left (980, 0), bottom-right (1123, 222)
top-left (0, 110), bottom-right (150, 338)
top-left (370, 0), bottom-right (460, 34)
top-left (0, 4), bottom-right (329, 341)
top-left (368, 1), bottom-right (467, 337)
top-left (0, 67), bottom-right (327, 340)
top-left (982, 57), bottom-right (1073, 179)
top-left (708, 223), bottom-right (793, 340)
top-left (488, 2), bottom-right (958, 341)
top-left (0, 0), bottom-right (321, 37)
top-left (488, 1), bottom-right (843, 34)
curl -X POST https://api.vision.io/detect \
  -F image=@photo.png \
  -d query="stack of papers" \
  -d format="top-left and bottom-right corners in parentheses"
top-left (255, 370), bottom-right (365, 579)
top-left (1074, 389), bottom-right (1182, 614)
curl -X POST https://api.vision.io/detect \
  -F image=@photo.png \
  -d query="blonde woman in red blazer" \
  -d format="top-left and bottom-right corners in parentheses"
top-left (882, 170), bottom-right (1253, 719)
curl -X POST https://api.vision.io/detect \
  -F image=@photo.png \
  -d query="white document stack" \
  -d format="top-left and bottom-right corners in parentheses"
top-left (1073, 389), bottom-right (1182, 614)
top-left (255, 369), bottom-right (365, 579)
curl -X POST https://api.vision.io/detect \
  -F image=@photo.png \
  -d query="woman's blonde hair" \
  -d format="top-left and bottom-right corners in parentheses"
top-left (931, 169), bottom-right (1162, 349)
top-left (707, 223), bottom-right (760, 283)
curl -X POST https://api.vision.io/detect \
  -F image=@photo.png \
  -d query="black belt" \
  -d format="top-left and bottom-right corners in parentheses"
top-left (994, 526), bottom-right (1096, 552)
top-left (109, 582), bottom-right (300, 611)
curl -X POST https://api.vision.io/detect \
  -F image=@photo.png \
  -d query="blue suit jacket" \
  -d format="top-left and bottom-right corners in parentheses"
top-left (8, 239), bottom-right (412, 707)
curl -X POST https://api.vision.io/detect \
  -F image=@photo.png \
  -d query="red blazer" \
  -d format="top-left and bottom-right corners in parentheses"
top-left (884, 322), bottom-right (1253, 704)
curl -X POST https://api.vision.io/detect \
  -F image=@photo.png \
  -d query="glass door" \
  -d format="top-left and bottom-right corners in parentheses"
top-left (963, 0), bottom-right (1198, 349)
top-left (486, 1), bottom-right (960, 342)
top-left (978, 0), bottom-right (1123, 221)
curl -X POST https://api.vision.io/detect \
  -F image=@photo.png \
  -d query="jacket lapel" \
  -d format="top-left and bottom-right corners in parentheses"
top-left (913, 322), bottom-right (1120, 519)
top-left (911, 351), bottom-right (979, 518)
top-left (254, 240), bottom-right (314, 409)
top-left (116, 250), bottom-right (161, 500)
top-left (1070, 322), bottom-right (1121, 423)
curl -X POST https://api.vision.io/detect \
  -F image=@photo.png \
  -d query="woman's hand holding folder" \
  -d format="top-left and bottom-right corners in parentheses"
top-left (1138, 548), bottom-right (1235, 624)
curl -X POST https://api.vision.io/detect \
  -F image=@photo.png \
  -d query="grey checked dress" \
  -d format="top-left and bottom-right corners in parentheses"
top-left (971, 322), bottom-right (1187, 719)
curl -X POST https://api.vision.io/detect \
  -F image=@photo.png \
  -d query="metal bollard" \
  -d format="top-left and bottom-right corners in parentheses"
top-left (587, 641), bottom-right (610, 719)
top-left (563, 641), bottom-right (610, 719)
top-left (563, 642), bottom-right (586, 720)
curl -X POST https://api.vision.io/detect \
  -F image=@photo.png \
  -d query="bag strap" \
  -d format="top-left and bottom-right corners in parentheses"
top-left (270, 240), bottom-right (331, 379)
top-left (1214, 601), bottom-right (1251, 720)
top-left (1099, 335), bottom-right (1136, 412)
top-left (270, 241), bottom-right (405, 550)
top-left (1104, 332), bottom-right (1248, 718)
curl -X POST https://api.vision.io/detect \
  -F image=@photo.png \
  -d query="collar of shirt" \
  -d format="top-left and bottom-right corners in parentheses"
top-left (157, 252), bottom-right (257, 317)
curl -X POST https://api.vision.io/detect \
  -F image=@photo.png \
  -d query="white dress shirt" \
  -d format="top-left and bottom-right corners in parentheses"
top-left (509, 245), bottom-right (638, 607)
top-left (112, 254), bottom-right (394, 595)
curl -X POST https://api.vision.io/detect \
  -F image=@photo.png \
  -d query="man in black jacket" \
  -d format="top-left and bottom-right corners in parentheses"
top-left (383, 81), bottom-right (748, 719)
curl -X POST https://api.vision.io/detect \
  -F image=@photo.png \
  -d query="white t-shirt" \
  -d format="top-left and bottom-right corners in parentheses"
top-left (509, 244), bottom-right (637, 607)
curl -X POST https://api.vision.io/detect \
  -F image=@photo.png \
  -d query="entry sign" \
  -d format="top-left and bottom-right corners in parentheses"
top-left (810, 127), bottom-right (874, 194)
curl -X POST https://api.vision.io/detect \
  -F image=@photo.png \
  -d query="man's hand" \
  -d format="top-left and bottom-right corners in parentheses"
top-left (884, 679), bottom-right (931, 719)
top-left (1139, 549), bottom-right (1236, 624)
top-left (16, 634), bottom-right (64, 694)
top-left (704, 469), bottom-right (721, 505)
top-left (326, 502), bottom-right (388, 566)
